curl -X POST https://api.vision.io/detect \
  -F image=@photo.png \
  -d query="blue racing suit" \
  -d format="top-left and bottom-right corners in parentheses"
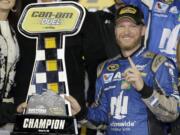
top-left (87, 47), bottom-right (179, 135)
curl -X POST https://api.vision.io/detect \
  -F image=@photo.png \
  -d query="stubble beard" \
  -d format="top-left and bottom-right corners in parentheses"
top-left (117, 36), bottom-right (142, 52)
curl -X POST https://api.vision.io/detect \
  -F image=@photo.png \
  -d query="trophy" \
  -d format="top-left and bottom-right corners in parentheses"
top-left (12, 2), bottom-right (85, 135)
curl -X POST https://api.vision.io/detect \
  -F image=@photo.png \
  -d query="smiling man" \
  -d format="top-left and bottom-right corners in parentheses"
top-left (66, 5), bottom-right (180, 135)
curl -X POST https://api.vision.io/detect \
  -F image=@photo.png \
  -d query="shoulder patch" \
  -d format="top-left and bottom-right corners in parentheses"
top-left (97, 55), bottom-right (121, 77)
top-left (143, 51), bottom-right (155, 58)
top-left (107, 64), bottom-right (119, 71)
top-left (152, 55), bottom-right (167, 72)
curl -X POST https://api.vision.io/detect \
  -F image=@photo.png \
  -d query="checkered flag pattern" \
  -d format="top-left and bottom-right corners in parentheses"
top-left (28, 35), bottom-right (68, 96)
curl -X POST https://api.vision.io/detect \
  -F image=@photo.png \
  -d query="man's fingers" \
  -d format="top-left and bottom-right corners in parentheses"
top-left (64, 95), bottom-right (76, 104)
top-left (64, 95), bottom-right (81, 114)
top-left (17, 102), bottom-right (27, 113)
top-left (125, 74), bottom-right (136, 80)
top-left (126, 76), bottom-right (137, 83)
top-left (124, 68), bottom-right (133, 76)
top-left (65, 95), bottom-right (78, 107)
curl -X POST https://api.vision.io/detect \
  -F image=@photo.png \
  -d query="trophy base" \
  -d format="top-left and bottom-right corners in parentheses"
top-left (11, 114), bottom-right (78, 135)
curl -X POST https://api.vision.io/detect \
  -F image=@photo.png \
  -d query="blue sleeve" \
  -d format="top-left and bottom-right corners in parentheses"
top-left (87, 76), bottom-right (109, 124)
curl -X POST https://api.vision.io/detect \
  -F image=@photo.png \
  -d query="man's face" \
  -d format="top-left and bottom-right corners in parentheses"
top-left (115, 18), bottom-right (145, 51)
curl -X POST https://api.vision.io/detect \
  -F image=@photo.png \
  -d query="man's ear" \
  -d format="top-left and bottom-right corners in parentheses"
top-left (141, 26), bottom-right (146, 36)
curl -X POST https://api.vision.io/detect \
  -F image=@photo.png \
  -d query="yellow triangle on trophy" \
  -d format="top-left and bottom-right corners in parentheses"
top-left (48, 83), bottom-right (58, 93)
top-left (45, 37), bottom-right (56, 49)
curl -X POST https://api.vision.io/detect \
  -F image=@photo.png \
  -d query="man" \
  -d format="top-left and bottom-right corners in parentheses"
top-left (66, 5), bottom-right (180, 135)
top-left (120, 0), bottom-right (180, 62)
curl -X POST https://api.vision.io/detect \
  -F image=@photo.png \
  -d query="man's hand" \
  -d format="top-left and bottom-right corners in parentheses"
top-left (64, 95), bottom-right (81, 116)
top-left (124, 57), bottom-right (144, 91)
top-left (17, 102), bottom-right (27, 113)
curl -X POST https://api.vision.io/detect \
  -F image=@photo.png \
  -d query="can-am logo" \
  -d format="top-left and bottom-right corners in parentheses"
top-left (31, 11), bottom-right (73, 25)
